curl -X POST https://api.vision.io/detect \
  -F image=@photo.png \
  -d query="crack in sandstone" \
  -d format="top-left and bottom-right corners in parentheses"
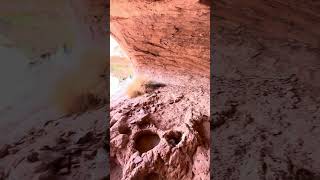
top-left (133, 46), bottom-right (160, 57)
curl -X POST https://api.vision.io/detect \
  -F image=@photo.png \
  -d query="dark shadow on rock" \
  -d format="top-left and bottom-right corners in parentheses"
top-left (199, 0), bottom-right (211, 7)
top-left (145, 82), bottom-right (166, 91)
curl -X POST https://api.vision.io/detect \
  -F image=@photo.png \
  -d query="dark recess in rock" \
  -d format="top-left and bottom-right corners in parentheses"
top-left (134, 131), bottom-right (160, 154)
top-left (164, 131), bottom-right (182, 147)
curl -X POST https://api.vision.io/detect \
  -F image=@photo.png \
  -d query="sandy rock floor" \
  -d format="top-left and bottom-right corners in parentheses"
top-left (110, 84), bottom-right (210, 180)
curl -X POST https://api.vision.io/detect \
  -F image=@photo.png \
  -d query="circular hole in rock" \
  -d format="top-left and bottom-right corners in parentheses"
top-left (164, 131), bottom-right (182, 147)
top-left (134, 131), bottom-right (160, 154)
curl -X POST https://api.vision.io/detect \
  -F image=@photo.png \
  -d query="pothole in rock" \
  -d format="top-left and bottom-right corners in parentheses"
top-left (164, 131), bottom-right (182, 147)
top-left (134, 131), bottom-right (160, 154)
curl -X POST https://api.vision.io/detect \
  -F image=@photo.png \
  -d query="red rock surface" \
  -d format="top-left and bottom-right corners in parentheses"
top-left (110, 0), bottom-right (210, 87)
top-left (110, 85), bottom-right (209, 180)
top-left (110, 0), bottom-right (210, 179)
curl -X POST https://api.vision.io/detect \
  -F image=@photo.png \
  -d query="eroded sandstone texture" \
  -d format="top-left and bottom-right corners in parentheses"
top-left (212, 0), bottom-right (320, 179)
top-left (110, 85), bottom-right (210, 179)
top-left (110, 0), bottom-right (210, 179)
top-left (110, 0), bottom-right (210, 86)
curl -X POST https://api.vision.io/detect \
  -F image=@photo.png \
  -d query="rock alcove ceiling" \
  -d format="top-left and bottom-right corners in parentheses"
top-left (110, 0), bottom-right (210, 87)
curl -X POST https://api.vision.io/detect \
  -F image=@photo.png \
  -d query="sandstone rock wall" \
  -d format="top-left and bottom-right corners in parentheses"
top-left (110, 0), bottom-right (210, 87)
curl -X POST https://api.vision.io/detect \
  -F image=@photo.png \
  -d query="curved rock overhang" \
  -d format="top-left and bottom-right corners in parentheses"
top-left (110, 0), bottom-right (210, 87)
